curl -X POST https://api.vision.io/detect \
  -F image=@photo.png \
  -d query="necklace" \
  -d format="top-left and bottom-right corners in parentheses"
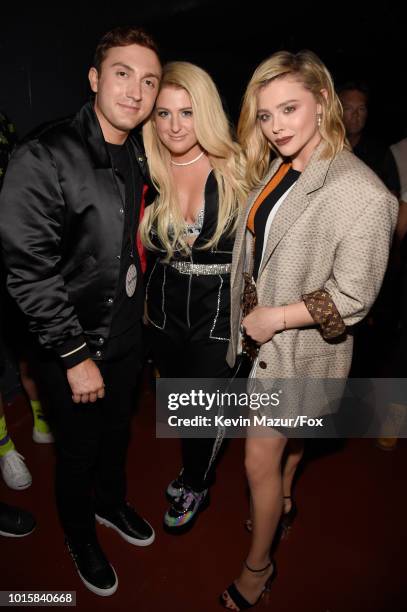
top-left (170, 151), bottom-right (204, 166)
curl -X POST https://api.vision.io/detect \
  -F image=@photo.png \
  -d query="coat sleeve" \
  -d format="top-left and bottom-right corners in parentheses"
top-left (0, 139), bottom-right (90, 364)
top-left (321, 190), bottom-right (398, 327)
top-left (302, 289), bottom-right (346, 339)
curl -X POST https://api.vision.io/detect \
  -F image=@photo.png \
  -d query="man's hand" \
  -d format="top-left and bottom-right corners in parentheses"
top-left (66, 358), bottom-right (105, 404)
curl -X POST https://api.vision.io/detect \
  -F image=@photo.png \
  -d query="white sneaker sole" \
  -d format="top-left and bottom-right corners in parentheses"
top-left (95, 514), bottom-right (155, 547)
top-left (3, 478), bottom-right (32, 490)
top-left (0, 526), bottom-right (36, 538)
top-left (66, 541), bottom-right (118, 597)
top-left (70, 556), bottom-right (118, 597)
top-left (32, 427), bottom-right (54, 444)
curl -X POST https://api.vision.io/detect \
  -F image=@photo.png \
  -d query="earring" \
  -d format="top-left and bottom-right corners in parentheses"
top-left (317, 113), bottom-right (322, 127)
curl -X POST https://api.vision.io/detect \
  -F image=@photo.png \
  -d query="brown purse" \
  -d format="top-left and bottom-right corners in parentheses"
top-left (241, 273), bottom-right (260, 361)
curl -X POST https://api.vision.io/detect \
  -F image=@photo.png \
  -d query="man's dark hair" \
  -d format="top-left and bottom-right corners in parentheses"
top-left (337, 80), bottom-right (370, 104)
top-left (93, 26), bottom-right (160, 72)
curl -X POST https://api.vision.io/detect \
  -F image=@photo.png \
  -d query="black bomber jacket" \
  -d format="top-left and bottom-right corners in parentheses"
top-left (0, 102), bottom-right (154, 364)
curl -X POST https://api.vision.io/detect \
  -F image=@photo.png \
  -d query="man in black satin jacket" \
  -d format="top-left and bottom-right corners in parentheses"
top-left (0, 26), bottom-right (161, 596)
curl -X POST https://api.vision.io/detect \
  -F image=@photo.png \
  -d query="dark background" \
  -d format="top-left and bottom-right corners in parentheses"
top-left (0, 1), bottom-right (406, 142)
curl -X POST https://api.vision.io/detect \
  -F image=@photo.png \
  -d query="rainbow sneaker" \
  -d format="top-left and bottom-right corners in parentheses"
top-left (166, 468), bottom-right (184, 500)
top-left (164, 486), bottom-right (208, 529)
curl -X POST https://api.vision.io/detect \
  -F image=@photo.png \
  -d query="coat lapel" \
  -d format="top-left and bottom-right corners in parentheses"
top-left (257, 144), bottom-right (334, 279)
top-left (231, 157), bottom-right (282, 288)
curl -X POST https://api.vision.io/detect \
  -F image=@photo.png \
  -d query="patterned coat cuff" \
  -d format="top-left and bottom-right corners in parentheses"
top-left (302, 289), bottom-right (346, 339)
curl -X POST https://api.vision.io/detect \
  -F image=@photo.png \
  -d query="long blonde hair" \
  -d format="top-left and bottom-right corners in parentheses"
top-left (238, 50), bottom-right (348, 190)
top-left (140, 61), bottom-right (246, 259)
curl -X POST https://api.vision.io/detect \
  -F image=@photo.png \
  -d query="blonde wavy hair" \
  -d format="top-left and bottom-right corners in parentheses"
top-left (238, 50), bottom-right (348, 189)
top-left (140, 61), bottom-right (246, 259)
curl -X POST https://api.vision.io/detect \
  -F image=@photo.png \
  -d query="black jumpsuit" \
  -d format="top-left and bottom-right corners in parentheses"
top-left (146, 171), bottom-right (234, 491)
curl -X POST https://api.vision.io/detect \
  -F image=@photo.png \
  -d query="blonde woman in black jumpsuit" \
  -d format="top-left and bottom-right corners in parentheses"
top-left (141, 61), bottom-right (246, 530)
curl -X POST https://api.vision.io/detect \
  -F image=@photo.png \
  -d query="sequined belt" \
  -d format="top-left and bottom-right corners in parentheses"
top-left (167, 261), bottom-right (232, 275)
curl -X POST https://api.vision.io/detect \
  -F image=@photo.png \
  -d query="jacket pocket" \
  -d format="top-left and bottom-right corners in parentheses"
top-left (209, 274), bottom-right (231, 341)
top-left (145, 261), bottom-right (167, 329)
top-left (63, 255), bottom-right (98, 305)
top-left (294, 351), bottom-right (344, 378)
top-left (62, 254), bottom-right (96, 283)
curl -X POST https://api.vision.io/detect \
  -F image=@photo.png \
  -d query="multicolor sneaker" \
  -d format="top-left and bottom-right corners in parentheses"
top-left (164, 486), bottom-right (208, 529)
top-left (166, 468), bottom-right (184, 499)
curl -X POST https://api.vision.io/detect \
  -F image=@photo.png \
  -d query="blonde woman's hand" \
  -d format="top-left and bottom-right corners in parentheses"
top-left (242, 306), bottom-right (284, 345)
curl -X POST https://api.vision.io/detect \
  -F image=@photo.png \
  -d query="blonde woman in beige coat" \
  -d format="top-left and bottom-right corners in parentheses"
top-left (220, 50), bottom-right (398, 610)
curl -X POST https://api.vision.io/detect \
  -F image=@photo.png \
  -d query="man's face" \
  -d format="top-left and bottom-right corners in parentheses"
top-left (339, 89), bottom-right (368, 138)
top-left (88, 44), bottom-right (161, 144)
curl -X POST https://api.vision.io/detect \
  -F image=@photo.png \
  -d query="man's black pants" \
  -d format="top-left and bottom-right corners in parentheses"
top-left (34, 342), bottom-right (141, 542)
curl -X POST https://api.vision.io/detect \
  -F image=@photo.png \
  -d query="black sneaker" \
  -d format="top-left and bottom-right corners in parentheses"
top-left (166, 468), bottom-right (184, 499)
top-left (96, 503), bottom-right (155, 546)
top-left (66, 537), bottom-right (118, 597)
top-left (0, 502), bottom-right (36, 537)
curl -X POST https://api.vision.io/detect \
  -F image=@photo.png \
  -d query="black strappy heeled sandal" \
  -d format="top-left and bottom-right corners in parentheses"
top-left (244, 495), bottom-right (297, 537)
top-left (279, 495), bottom-right (297, 538)
top-left (219, 560), bottom-right (276, 610)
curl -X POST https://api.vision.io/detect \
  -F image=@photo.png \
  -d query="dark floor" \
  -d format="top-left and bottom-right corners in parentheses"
top-left (1, 372), bottom-right (406, 612)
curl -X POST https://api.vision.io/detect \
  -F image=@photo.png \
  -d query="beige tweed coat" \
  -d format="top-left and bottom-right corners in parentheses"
top-left (227, 144), bottom-right (398, 383)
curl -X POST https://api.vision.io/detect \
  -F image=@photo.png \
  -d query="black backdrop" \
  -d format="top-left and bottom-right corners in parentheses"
top-left (0, 1), bottom-right (405, 143)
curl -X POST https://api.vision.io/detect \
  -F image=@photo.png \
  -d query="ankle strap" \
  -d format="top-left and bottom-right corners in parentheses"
top-left (244, 560), bottom-right (271, 573)
top-left (283, 495), bottom-right (292, 500)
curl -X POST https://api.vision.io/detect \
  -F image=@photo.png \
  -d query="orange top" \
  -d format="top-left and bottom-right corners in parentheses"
top-left (246, 162), bottom-right (292, 235)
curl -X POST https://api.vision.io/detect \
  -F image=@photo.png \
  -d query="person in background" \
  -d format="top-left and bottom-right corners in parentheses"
top-left (0, 300), bottom-right (36, 538)
top-left (0, 111), bottom-right (17, 188)
top-left (377, 135), bottom-right (407, 450)
top-left (338, 82), bottom-right (400, 378)
top-left (0, 110), bottom-right (48, 489)
top-left (338, 81), bottom-right (400, 194)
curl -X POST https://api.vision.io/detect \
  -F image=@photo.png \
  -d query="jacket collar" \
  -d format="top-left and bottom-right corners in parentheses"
top-left (257, 140), bottom-right (332, 197)
top-left (192, 171), bottom-right (218, 249)
top-left (231, 141), bottom-right (333, 287)
top-left (76, 101), bottom-right (150, 181)
top-left (258, 142), bottom-right (333, 278)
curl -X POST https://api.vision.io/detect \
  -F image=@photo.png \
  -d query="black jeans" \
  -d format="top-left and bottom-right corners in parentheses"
top-left (33, 337), bottom-right (141, 541)
top-left (148, 325), bottom-right (230, 492)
